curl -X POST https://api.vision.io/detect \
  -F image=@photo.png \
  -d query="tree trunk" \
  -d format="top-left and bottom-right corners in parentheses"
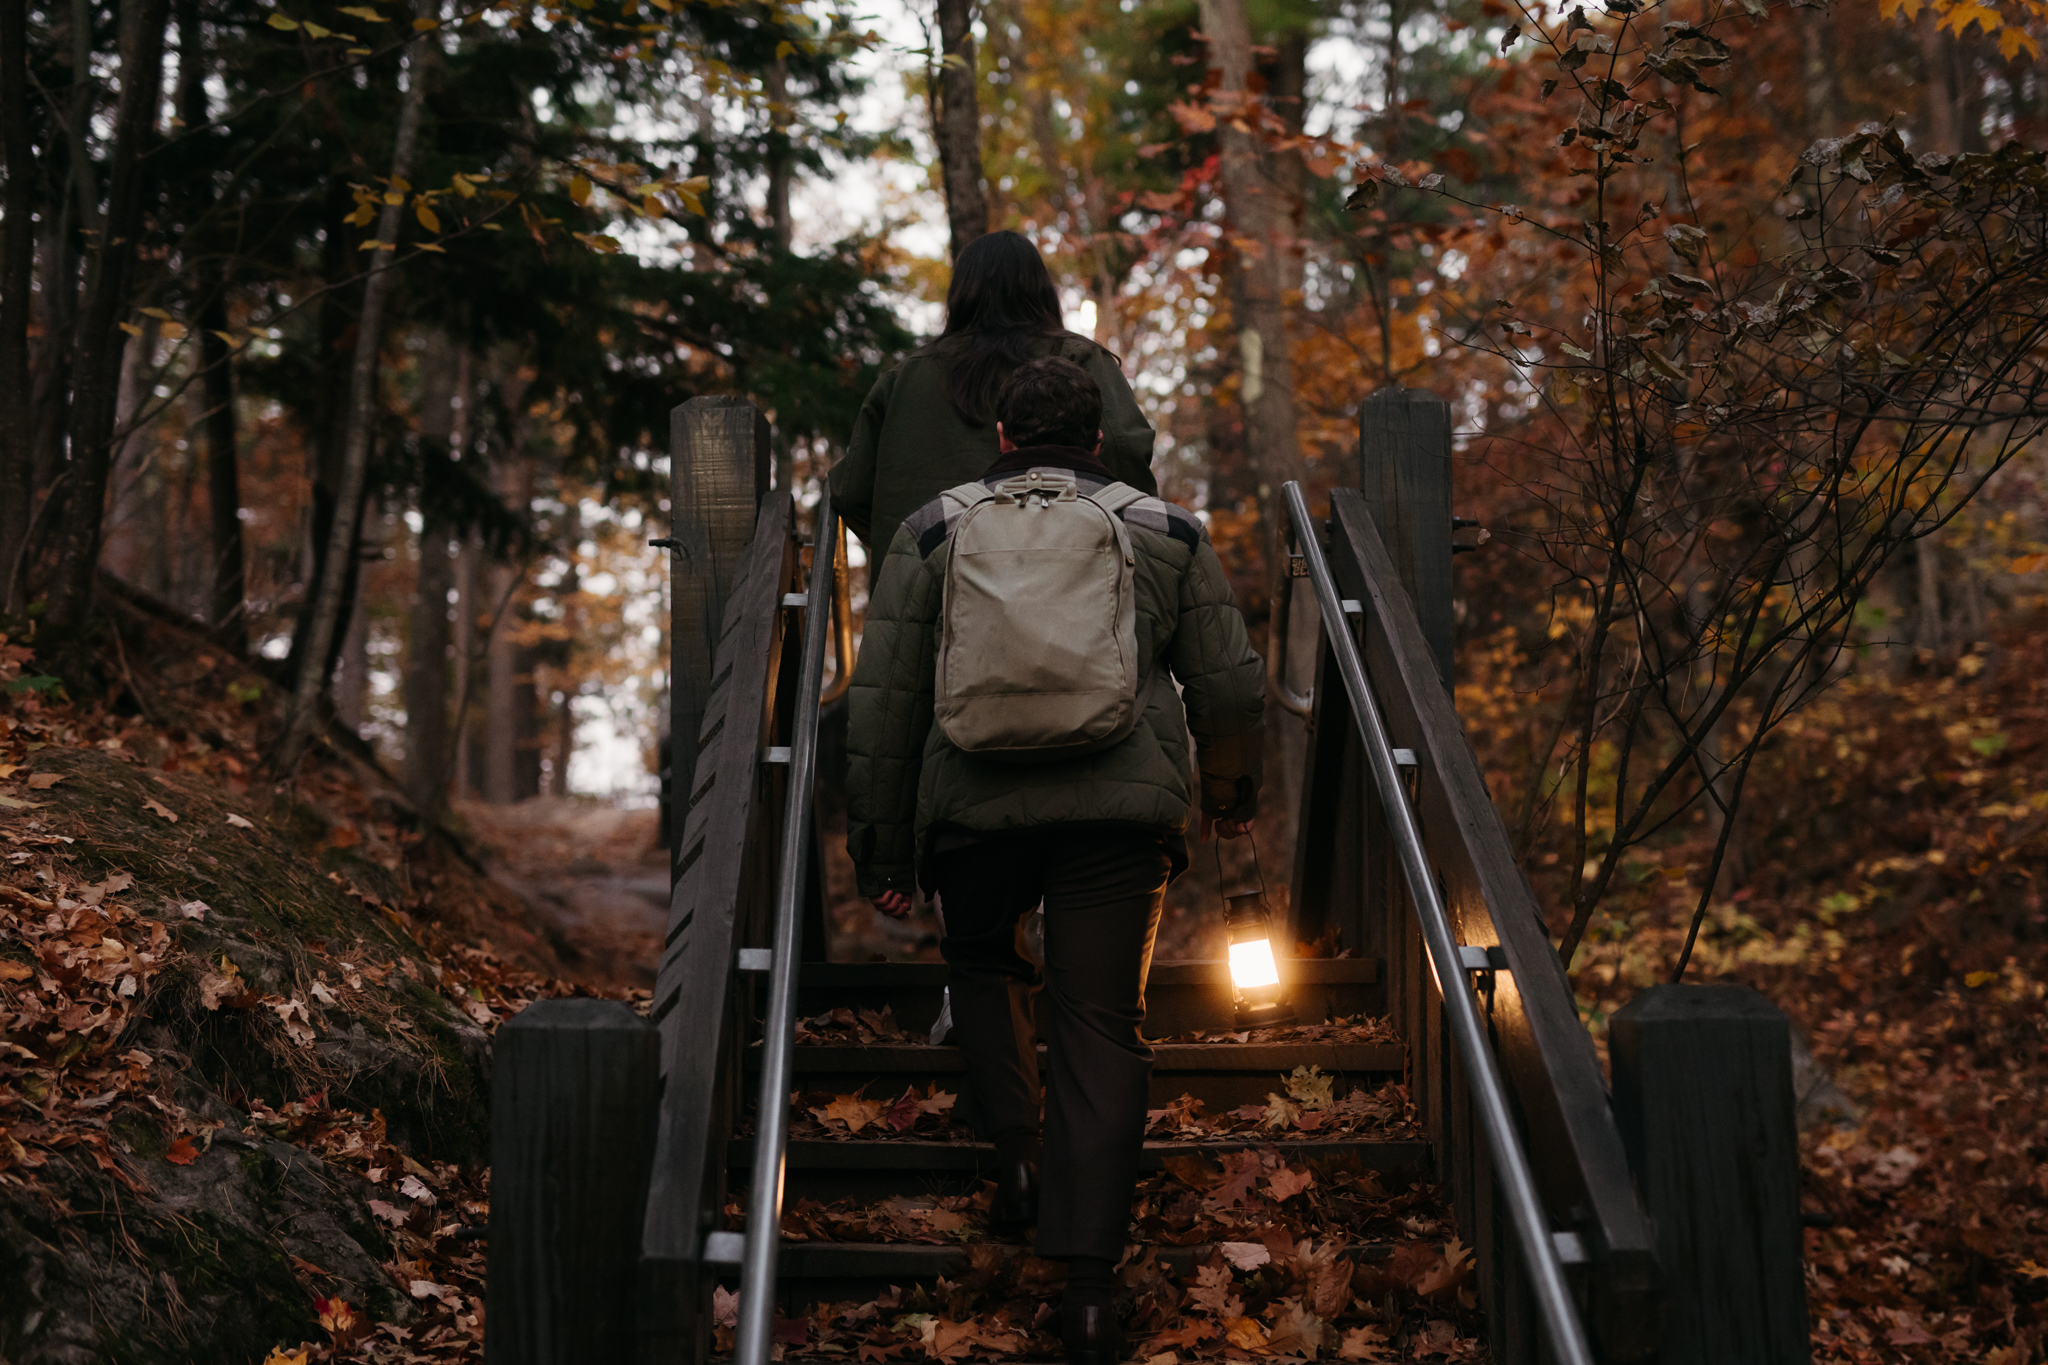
top-left (1201, 0), bottom-right (1310, 888)
top-left (272, 35), bottom-right (430, 772)
top-left (47, 0), bottom-right (171, 633)
top-left (1198, 0), bottom-right (1308, 577)
top-left (101, 319), bottom-right (161, 594)
top-left (933, 0), bottom-right (988, 259)
top-left (200, 286), bottom-right (243, 638)
top-left (765, 55), bottom-right (793, 251)
top-left (0, 0), bottom-right (35, 613)
top-left (484, 558), bottom-right (523, 804)
top-left (453, 530), bottom-right (478, 798)
top-left (404, 339), bottom-right (464, 817)
top-left (1917, 14), bottom-right (1961, 153)
top-left (334, 563), bottom-right (370, 732)
top-left (285, 176), bottom-right (366, 688)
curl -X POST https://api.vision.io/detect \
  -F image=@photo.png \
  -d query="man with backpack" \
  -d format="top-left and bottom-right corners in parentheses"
top-left (846, 356), bottom-right (1266, 1364)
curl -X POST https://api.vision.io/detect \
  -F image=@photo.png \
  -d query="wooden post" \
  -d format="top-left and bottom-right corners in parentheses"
top-left (669, 397), bottom-right (770, 825)
top-left (1610, 985), bottom-right (1809, 1365)
top-left (1356, 386), bottom-right (1454, 689)
top-left (487, 999), bottom-right (660, 1365)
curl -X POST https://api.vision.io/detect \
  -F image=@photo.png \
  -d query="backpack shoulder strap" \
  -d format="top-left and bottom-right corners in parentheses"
top-left (943, 481), bottom-right (998, 509)
top-left (1086, 481), bottom-right (1147, 516)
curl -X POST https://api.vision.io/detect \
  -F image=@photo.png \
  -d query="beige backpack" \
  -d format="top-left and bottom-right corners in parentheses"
top-left (934, 470), bottom-right (1146, 763)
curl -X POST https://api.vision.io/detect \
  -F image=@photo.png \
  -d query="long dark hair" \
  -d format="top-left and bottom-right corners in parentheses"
top-left (930, 231), bottom-right (1089, 426)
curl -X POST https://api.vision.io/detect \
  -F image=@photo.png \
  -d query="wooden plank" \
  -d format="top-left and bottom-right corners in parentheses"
top-left (1357, 388), bottom-right (1454, 688)
top-left (640, 491), bottom-right (792, 1363)
top-left (486, 1000), bottom-right (659, 1365)
top-left (1610, 986), bottom-right (1808, 1365)
top-left (1325, 489), bottom-right (1662, 1362)
top-left (1289, 635), bottom-right (1352, 948)
top-left (668, 397), bottom-right (771, 826)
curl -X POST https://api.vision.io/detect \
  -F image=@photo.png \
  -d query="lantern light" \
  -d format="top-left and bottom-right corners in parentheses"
top-left (1225, 890), bottom-right (1295, 1030)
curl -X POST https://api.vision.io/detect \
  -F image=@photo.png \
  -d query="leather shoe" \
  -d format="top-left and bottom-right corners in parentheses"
top-left (1059, 1301), bottom-right (1123, 1365)
top-left (987, 1151), bottom-right (1039, 1233)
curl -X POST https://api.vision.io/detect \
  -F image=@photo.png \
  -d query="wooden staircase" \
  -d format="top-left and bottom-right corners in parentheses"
top-left (722, 958), bottom-right (1457, 1324)
top-left (486, 391), bottom-right (1819, 1365)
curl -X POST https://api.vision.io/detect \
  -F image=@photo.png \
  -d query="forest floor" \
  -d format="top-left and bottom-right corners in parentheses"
top-left (2, 597), bottom-right (2044, 1364)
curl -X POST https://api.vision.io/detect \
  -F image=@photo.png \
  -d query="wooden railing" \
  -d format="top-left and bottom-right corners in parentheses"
top-left (1287, 389), bottom-right (1662, 1361)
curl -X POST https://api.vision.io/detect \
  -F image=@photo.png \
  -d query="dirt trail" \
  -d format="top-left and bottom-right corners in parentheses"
top-left (453, 798), bottom-right (670, 991)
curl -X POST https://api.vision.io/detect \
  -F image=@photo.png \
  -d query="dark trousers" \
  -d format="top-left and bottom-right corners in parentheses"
top-left (927, 828), bottom-right (1171, 1262)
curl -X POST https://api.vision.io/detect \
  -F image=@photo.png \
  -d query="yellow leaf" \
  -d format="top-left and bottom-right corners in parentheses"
top-left (1965, 970), bottom-right (1998, 988)
top-left (210, 330), bottom-right (237, 343)
top-left (384, 191), bottom-right (404, 205)
top-left (569, 174), bottom-right (592, 205)
top-left (646, 0), bottom-right (672, 11)
top-left (482, 222), bottom-right (503, 231)
top-left (160, 321), bottom-right (188, 340)
top-left (346, 46), bottom-right (371, 54)
top-left (1998, 25), bottom-right (2039, 58)
top-left (412, 16), bottom-right (438, 28)
top-left (1223, 1317), bottom-right (1267, 1351)
top-left (415, 200), bottom-right (441, 232)
top-left (345, 203), bottom-right (377, 226)
top-left (302, 19), bottom-right (332, 36)
top-left (266, 12), bottom-right (300, 28)
top-left (641, 194), bottom-right (663, 218)
top-left (141, 306), bottom-right (173, 319)
top-left (775, 39), bottom-right (794, 58)
top-left (414, 240), bottom-right (445, 252)
top-left (1937, 1), bottom-right (2001, 35)
top-left (336, 4), bottom-right (387, 18)
top-left (118, 322), bottom-right (144, 336)
top-left (1879, 0), bottom-right (1919, 18)
top-left (573, 231), bottom-right (621, 253)
top-left (450, 172), bottom-right (477, 198)
top-left (358, 238), bottom-right (389, 250)
top-left (390, 174), bottom-right (410, 190)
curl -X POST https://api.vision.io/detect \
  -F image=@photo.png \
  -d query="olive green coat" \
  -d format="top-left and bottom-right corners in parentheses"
top-left (845, 466), bottom-right (1266, 899)
top-left (828, 335), bottom-right (1157, 561)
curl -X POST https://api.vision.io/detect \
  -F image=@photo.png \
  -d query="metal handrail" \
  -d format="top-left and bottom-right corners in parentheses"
top-left (1281, 481), bottom-right (1595, 1365)
top-left (1266, 562), bottom-right (1314, 720)
top-left (732, 492), bottom-right (839, 1365)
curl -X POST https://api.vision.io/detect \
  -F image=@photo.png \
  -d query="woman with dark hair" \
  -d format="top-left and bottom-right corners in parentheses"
top-left (830, 230), bottom-right (1157, 560)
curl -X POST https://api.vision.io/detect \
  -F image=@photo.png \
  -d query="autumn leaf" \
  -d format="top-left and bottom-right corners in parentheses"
top-left (810, 1093), bottom-right (886, 1134)
top-left (1416, 1237), bottom-right (1475, 1298)
top-left (143, 798), bottom-right (178, 823)
top-left (1285, 1064), bottom-right (1334, 1109)
top-left (570, 175), bottom-right (593, 206)
top-left (368, 1199), bottom-right (408, 1226)
top-left (226, 813), bottom-right (254, 829)
top-left (884, 1087), bottom-right (922, 1132)
top-left (1261, 1092), bottom-right (1303, 1129)
top-left (266, 12), bottom-right (299, 28)
top-left (261, 1350), bottom-right (309, 1365)
top-left (1187, 1263), bottom-right (1236, 1316)
top-left (1338, 1325), bottom-right (1391, 1361)
top-left (26, 772), bottom-right (64, 789)
top-left (1209, 1149), bottom-right (1263, 1208)
top-left (1264, 1298), bottom-right (1328, 1358)
top-left (1217, 1241), bottom-right (1271, 1271)
top-left (336, 5), bottom-right (387, 19)
top-left (0, 961), bottom-right (32, 982)
top-left (416, 200), bottom-right (441, 233)
top-left (164, 1135), bottom-right (200, 1166)
top-left (1267, 1164), bottom-right (1315, 1201)
top-left (1223, 1316), bottom-right (1267, 1351)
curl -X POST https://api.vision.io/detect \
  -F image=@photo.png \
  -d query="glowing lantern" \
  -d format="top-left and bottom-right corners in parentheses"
top-left (1225, 890), bottom-right (1295, 1030)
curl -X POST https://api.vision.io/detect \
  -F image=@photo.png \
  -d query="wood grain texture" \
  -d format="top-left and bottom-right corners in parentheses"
top-left (1325, 488), bottom-right (1662, 1362)
top-left (641, 491), bottom-right (792, 1364)
top-left (1611, 986), bottom-right (1809, 1365)
top-left (669, 397), bottom-right (771, 819)
top-left (486, 1000), bottom-right (659, 1365)
top-left (1357, 388), bottom-right (1454, 688)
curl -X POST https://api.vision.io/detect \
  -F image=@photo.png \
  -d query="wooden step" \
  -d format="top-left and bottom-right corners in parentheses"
top-left (722, 1238), bottom-right (1444, 1307)
top-left (729, 1135), bottom-right (1432, 1203)
top-left (795, 958), bottom-right (1384, 1039)
top-left (758, 1040), bottom-right (1407, 1110)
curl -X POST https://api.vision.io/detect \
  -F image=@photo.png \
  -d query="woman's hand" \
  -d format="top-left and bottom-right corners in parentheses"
top-left (1200, 813), bottom-right (1255, 842)
top-left (872, 889), bottom-right (914, 919)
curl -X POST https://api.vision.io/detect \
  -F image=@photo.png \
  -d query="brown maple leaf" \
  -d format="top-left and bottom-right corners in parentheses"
top-left (1416, 1237), bottom-right (1474, 1299)
top-left (1338, 1325), bottom-right (1392, 1361)
top-left (1207, 1149), bottom-right (1263, 1208)
top-left (810, 1093), bottom-right (887, 1134)
top-left (1264, 1298), bottom-right (1328, 1359)
top-left (1187, 1263), bottom-right (1235, 1317)
top-left (1267, 1163), bottom-right (1315, 1201)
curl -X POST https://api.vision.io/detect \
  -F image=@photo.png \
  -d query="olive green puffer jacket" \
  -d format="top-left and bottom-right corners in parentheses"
top-left (829, 334), bottom-right (1157, 563)
top-left (845, 460), bottom-right (1266, 898)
